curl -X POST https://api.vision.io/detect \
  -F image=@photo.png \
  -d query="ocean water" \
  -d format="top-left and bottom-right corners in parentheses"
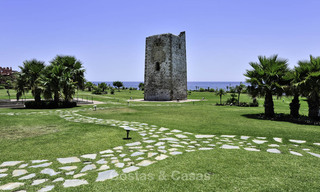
top-left (93, 81), bottom-right (248, 90)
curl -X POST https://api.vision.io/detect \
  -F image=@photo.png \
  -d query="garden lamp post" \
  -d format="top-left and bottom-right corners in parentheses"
top-left (123, 127), bottom-right (132, 140)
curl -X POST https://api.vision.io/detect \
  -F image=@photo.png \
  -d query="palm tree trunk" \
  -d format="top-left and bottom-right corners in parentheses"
top-left (35, 94), bottom-right (41, 102)
top-left (54, 91), bottom-right (59, 103)
top-left (264, 91), bottom-right (274, 118)
top-left (307, 92), bottom-right (319, 119)
top-left (290, 94), bottom-right (300, 118)
top-left (34, 89), bottom-right (41, 102)
top-left (238, 93), bottom-right (240, 105)
top-left (220, 95), bottom-right (222, 105)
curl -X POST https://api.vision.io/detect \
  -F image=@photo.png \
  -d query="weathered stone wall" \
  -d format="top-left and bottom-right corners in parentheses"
top-left (171, 32), bottom-right (187, 100)
top-left (144, 32), bottom-right (187, 101)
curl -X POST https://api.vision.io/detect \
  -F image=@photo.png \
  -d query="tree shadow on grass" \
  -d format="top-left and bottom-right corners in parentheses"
top-left (11, 106), bottom-right (81, 110)
top-left (242, 113), bottom-right (320, 126)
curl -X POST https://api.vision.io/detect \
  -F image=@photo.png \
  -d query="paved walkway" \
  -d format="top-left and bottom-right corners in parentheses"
top-left (0, 107), bottom-right (319, 191)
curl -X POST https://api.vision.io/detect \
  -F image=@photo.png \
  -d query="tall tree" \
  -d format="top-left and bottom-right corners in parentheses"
top-left (138, 82), bottom-right (144, 91)
top-left (17, 59), bottom-right (46, 102)
top-left (42, 64), bottom-right (64, 102)
top-left (296, 55), bottom-right (320, 119)
top-left (85, 81), bottom-right (94, 92)
top-left (283, 69), bottom-right (301, 118)
top-left (244, 55), bottom-right (289, 118)
top-left (98, 82), bottom-right (107, 92)
top-left (15, 73), bottom-right (26, 100)
top-left (113, 81), bottom-right (123, 91)
top-left (49, 55), bottom-right (85, 102)
top-left (235, 83), bottom-right (246, 105)
top-left (215, 88), bottom-right (226, 105)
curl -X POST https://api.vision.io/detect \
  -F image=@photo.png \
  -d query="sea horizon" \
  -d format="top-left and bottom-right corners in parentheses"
top-left (92, 81), bottom-right (248, 90)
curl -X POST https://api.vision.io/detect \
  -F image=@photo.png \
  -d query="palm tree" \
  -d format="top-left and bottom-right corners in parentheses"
top-left (98, 82), bottom-right (108, 92)
top-left (296, 55), bottom-right (320, 119)
top-left (215, 88), bottom-right (226, 105)
top-left (283, 69), bottom-right (301, 118)
top-left (61, 74), bottom-right (76, 102)
top-left (15, 73), bottom-right (27, 101)
top-left (244, 55), bottom-right (289, 118)
top-left (235, 82), bottom-right (246, 105)
top-left (17, 59), bottom-right (46, 102)
top-left (49, 55), bottom-right (85, 102)
top-left (41, 64), bottom-right (64, 102)
top-left (85, 81), bottom-right (94, 91)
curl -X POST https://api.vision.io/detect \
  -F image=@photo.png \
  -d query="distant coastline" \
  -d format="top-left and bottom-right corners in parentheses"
top-left (92, 81), bottom-right (248, 90)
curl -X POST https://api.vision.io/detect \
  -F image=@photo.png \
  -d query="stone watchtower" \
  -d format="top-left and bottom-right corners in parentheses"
top-left (144, 31), bottom-right (187, 101)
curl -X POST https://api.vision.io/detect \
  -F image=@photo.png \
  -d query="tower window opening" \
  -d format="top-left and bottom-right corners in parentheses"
top-left (179, 44), bottom-right (181, 49)
top-left (156, 62), bottom-right (160, 71)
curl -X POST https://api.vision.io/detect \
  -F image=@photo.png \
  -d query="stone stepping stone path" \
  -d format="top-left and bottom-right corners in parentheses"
top-left (32, 179), bottom-right (48, 186)
top-left (267, 148), bottom-right (281, 154)
top-left (57, 157), bottom-right (81, 164)
top-left (38, 185), bottom-right (54, 192)
top-left (289, 151), bottom-right (303, 156)
top-left (0, 182), bottom-right (24, 190)
top-left (96, 170), bottom-right (119, 182)
top-left (220, 145), bottom-right (240, 149)
top-left (0, 107), bottom-right (320, 191)
top-left (289, 139), bottom-right (306, 144)
top-left (63, 179), bottom-right (88, 187)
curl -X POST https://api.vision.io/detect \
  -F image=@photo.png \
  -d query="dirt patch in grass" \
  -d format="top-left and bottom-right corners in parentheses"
top-left (0, 125), bottom-right (59, 139)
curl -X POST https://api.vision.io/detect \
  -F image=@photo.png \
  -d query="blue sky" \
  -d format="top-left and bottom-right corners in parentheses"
top-left (1, 0), bottom-right (320, 82)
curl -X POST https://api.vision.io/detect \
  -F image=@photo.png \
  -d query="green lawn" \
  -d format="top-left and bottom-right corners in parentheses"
top-left (0, 90), bottom-right (319, 191)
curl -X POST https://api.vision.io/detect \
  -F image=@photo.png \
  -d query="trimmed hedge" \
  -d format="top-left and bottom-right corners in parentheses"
top-left (25, 101), bottom-right (77, 109)
top-left (216, 102), bottom-right (259, 107)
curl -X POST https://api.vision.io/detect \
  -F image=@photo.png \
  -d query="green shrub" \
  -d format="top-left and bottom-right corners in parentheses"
top-left (238, 102), bottom-right (259, 107)
top-left (226, 93), bottom-right (238, 104)
top-left (138, 83), bottom-right (144, 90)
top-left (199, 88), bottom-right (205, 92)
top-left (226, 97), bottom-right (238, 105)
top-left (92, 87), bottom-right (102, 95)
top-left (25, 101), bottom-right (77, 109)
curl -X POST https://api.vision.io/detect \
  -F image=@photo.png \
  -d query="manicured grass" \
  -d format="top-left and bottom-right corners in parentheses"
top-left (81, 103), bottom-right (318, 142)
top-left (0, 90), bottom-right (319, 191)
top-left (0, 111), bottom-right (142, 161)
